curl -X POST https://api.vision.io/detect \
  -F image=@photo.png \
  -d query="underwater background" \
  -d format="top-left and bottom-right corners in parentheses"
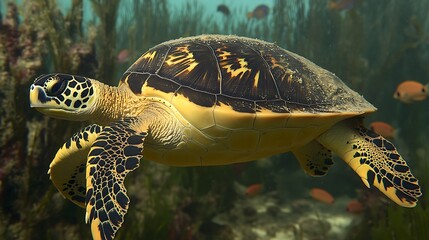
top-left (1, 0), bottom-right (429, 239)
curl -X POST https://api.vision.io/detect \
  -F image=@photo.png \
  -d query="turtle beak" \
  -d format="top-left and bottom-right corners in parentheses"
top-left (29, 84), bottom-right (48, 108)
top-left (29, 84), bottom-right (60, 109)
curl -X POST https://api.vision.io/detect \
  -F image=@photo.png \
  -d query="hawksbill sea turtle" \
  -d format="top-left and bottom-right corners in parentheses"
top-left (29, 35), bottom-right (421, 240)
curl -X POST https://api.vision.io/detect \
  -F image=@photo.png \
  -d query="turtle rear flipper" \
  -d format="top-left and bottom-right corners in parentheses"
top-left (292, 140), bottom-right (333, 177)
top-left (85, 118), bottom-right (147, 240)
top-left (317, 118), bottom-right (422, 207)
top-left (49, 124), bottom-right (103, 208)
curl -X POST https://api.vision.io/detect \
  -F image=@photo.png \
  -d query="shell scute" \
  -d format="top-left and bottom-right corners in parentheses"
top-left (256, 100), bottom-right (288, 113)
top-left (216, 95), bottom-right (255, 113)
top-left (176, 87), bottom-right (216, 108)
top-left (129, 45), bottom-right (169, 75)
top-left (159, 43), bottom-right (221, 93)
top-left (124, 72), bottom-right (149, 95)
top-left (211, 41), bottom-right (278, 100)
top-left (146, 75), bottom-right (179, 94)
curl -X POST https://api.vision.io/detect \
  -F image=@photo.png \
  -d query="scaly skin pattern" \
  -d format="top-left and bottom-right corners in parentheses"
top-left (317, 118), bottom-right (421, 207)
top-left (85, 118), bottom-right (148, 240)
top-left (292, 140), bottom-right (333, 176)
top-left (49, 124), bottom-right (103, 208)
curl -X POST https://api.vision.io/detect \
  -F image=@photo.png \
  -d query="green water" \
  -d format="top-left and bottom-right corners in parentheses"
top-left (1, 0), bottom-right (429, 239)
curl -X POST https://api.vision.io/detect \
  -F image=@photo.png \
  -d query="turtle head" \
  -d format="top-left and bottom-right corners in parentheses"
top-left (29, 73), bottom-right (97, 120)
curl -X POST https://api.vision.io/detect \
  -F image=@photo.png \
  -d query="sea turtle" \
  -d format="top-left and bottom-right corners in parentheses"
top-left (29, 35), bottom-right (421, 240)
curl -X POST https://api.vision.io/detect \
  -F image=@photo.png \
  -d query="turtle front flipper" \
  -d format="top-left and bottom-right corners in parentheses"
top-left (317, 118), bottom-right (422, 207)
top-left (85, 118), bottom-right (147, 240)
top-left (292, 140), bottom-right (333, 176)
top-left (49, 124), bottom-right (103, 207)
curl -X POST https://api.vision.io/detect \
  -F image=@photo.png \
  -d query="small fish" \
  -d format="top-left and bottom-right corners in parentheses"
top-left (117, 49), bottom-right (130, 64)
top-left (245, 184), bottom-right (263, 197)
top-left (217, 4), bottom-right (230, 16)
top-left (310, 188), bottom-right (334, 204)
top-left (328, 0), bottom-right (356, 11)
top-left (247, 5), bottom-right (269, 20)
top-left (369, 121), bottom-right (397, 140)
top-left (346, 199), bottom-right (365, 214)
top-left (393, 80), bottom-right (428, 103)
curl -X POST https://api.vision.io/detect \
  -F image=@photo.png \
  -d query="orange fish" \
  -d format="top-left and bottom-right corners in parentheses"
top-left (310, 188), bottom-right (334, 204)
top-left (346, 199), bottom-right (365, 214)
top-left (117, 49), bottom-right (130, 64)
top-left (393, 80), bottom-right (428, 103)
top-left (247, 5), bottom-right (269, 20)
top-left (245, 184), bottom-right (263, 197)
top-left (369, 121), bottom-right (397, 140)
top-left (328, 0), bottom-right (357, 10)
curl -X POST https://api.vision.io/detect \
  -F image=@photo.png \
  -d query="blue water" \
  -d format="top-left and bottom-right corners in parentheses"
top-left (0, 1), bottom-right (275, 26)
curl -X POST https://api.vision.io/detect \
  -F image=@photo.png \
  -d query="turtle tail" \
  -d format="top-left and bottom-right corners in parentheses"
top-left (316, 118), bottom-right (422, 207)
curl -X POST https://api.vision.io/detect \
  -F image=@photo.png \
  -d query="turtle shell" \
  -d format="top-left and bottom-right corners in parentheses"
top-left (120, 35), bottom-right (375, 132)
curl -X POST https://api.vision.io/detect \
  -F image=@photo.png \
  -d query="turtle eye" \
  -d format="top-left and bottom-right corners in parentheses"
top-left (46, 78), bottom-right (67, 96)
top-left (395, 92), bottom-right (400, 97)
